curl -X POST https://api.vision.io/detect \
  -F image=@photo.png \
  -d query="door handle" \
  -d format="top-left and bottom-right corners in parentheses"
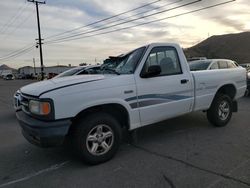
top-left (181, 79), bottom-right (189, 84)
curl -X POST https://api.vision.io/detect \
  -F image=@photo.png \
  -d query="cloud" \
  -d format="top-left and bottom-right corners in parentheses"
top-left (47, 0), bottom-right (111, 18)
top-left (210, 16), bottom-right (246, 31)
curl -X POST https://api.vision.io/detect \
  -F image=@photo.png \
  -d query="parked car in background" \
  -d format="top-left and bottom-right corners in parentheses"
top-left (4, 74), bottom-right (15, 80)
top-left (54, 65), bottom-right (101, 79)
top-left (189, 59), bottom-right (239, 71)
top-left (17, 74), bottom-right (25, 79)
top-left (187, 57), bottom-right (207, 62)
top-left (241, 63), bottom-right (250, 71)
top-left (17, 74), bottom-right (34, 79)
top-left (47, 73), bottom-right (58, 79)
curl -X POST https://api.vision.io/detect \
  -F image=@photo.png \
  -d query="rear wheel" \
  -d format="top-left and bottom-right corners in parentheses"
top-left (72, 113), bottom-right (122, 164)
top-left (207, 94), bottom-right (233, 127)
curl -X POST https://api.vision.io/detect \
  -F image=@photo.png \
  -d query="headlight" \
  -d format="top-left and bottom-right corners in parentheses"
top-left (247, 72), bottom-right (250, 79)
top-left (29, 100), bottom-right (51, 115)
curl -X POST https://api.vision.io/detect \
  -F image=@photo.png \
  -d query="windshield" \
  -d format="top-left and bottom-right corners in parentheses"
top-left (54, 67), bottom-right (84, 78)
top-left (115, 47), bottom-right (146, 74)
top-left (102, 47), bottom-right (146, 75)
top-left (189, 61), bottom-right (211, 71)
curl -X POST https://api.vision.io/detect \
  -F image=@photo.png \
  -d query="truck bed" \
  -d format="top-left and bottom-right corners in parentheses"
top-left (191, 68), bottom-right (247, 111)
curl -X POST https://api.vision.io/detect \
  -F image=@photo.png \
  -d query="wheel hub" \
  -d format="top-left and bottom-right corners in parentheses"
top-left (96, 134), bottom-right (104, 143)
top-left (218, 100), bottom-right (230, 121)
top-left (86, 124), bottom-right (114, 156)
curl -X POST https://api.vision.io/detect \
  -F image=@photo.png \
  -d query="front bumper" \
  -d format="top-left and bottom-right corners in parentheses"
top-left (16, 111), bottom-right (71, 147)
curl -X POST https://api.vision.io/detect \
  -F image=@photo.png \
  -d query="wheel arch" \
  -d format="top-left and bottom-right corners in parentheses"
top-left (215, 84), bottom-right (237, 100)
top-left (209, 84), bottom-right (237, 109)
top-left (71, 103), bottom-right (130, 131)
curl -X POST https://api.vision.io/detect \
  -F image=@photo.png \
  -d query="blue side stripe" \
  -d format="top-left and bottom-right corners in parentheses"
top-left (125, 89), bottom-right (193, 102)
top-left (128, 95), bottom-right (192, 109)
top-left (137, 94), bottom-right (192, 100)
top-left (125, 96), bottom-right (137, 102)
top-left (126, 92), bottom-right (193, 109)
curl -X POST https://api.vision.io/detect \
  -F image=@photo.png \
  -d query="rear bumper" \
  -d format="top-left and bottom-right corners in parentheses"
top-left (16, 111), bottom-right (71, 147)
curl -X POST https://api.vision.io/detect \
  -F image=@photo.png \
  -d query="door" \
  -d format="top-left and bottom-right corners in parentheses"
top-left (135, 46), bottom-right (193, 126)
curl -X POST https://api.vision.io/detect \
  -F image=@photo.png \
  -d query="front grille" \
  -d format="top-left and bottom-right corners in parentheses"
top-left (20, 95), bottom-right (30, 113)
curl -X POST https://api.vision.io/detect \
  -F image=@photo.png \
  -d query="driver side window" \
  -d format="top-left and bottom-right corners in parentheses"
top-left (143, 46), bottom-right (182, 76)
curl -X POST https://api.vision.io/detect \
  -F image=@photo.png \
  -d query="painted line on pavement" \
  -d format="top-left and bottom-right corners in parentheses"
top-left (0, 161), bottom-right (70, 188)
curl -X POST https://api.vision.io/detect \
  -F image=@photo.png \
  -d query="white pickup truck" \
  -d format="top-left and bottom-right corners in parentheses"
top-left (15, 43), bottom-right (247, 164)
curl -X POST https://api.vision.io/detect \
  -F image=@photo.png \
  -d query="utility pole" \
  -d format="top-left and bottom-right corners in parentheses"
top-left (33, 58), bottom-right (36, 74)
top-left (27, 0), bottom-right (45, 80)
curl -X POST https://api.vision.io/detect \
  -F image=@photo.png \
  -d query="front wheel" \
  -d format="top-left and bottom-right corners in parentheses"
top-left (72, 113), bottom-right (122, 165)
top-left (207, 94), bottom-right (233, 127)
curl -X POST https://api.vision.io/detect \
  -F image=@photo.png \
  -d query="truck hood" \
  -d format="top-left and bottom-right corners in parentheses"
top-left (20, 75), bottom-right (108, 97)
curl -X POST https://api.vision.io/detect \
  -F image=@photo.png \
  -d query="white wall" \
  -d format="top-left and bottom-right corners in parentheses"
top-left (0, 70), bottom-right (13, 76)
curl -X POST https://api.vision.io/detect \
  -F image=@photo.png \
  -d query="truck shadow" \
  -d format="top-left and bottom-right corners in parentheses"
top-left (124, 111), bottom-right (212, 144)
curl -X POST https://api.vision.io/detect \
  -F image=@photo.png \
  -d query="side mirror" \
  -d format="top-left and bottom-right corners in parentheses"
top-left (141, 65), bottom-right (161, 78)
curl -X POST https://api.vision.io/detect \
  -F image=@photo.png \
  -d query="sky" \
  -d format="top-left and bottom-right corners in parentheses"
top-left (0, 0), bottom-right (249, 69)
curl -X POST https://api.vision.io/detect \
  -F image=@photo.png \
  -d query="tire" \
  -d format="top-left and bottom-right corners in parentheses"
top-left (72, 112), bottom-right (122, 165)
top-left (207, 94), bottom-right (233, 127)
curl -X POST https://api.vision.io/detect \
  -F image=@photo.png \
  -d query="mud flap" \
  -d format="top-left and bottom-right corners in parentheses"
top-left (232, 101), bottom-right (238, 112)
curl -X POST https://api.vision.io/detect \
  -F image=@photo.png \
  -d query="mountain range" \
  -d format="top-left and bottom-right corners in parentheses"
top-left (184, 32), bottom-right (250, 64)
top-left (0, 64), bottom-right (15, 70)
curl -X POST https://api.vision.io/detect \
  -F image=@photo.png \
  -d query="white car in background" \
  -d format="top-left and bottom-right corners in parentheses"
top-left (4, 74), bottom-right (15, 80)
top-left (54, 65), bottom-right (101, 79)
top-left (189, 59), bottom-right (239, 71)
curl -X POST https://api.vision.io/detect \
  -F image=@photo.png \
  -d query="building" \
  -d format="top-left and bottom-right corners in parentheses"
top-left (18, 65), bottom-right (75, 76)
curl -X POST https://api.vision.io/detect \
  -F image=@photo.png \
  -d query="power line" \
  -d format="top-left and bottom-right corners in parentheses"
top-left (44, 0), bottom-right (164, 40)
top-left (0, 45), bottom-right (35, 62)
top-left (1, 9), bottom-right (35, 41)
top-left (1, 1), bottom-right (160, 60)
top-left (0, 43), bottom-right (35, 59)
top-left (0, 0), bottom-right (176, 62)
top-left (45, 0), bottom-right (201, 44)
top-left (111, 0), bottom-right (183, 24)
top-left (50, 0), bottom-right (183, 40)
top-left (45, 0), bottom-right (235, 45)
top-left (0, 45), bottom-right (35, 60)
top-left (0, 2), bottom-right (30, 36)
top-left (0, 2), bottom-right (26, 33)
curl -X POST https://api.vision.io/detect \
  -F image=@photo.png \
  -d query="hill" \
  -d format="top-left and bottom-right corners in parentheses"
top-left (0, 64), bottom-right (15, 70)
top-left (184, 32), bottom-right (250, 64)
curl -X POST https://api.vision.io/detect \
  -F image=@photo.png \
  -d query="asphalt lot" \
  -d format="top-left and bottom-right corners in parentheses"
top-left (0, 79), bottom-right (249, 188)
